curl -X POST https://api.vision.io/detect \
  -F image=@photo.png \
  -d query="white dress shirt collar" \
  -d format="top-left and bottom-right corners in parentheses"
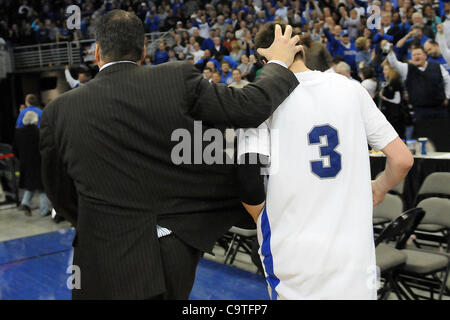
top-left (99, 60), bottom-right (137, 72)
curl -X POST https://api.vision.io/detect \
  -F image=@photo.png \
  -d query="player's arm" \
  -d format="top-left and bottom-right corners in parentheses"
top-left (237, 153), bottom-right (267, 223)
top-left (236, 124), bottom-right (271, 222)
top-left (357, 81), bottom-right (413, 206)
top-left (372, 138), bottom-right (414, 205)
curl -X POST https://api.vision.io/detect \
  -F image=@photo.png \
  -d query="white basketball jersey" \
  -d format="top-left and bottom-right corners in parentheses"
top-left (238, 71), bottom-right (398, 300)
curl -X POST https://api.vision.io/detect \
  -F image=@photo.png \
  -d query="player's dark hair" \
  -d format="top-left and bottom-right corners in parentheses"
top-left (254, 22), bottom-right (303, 64)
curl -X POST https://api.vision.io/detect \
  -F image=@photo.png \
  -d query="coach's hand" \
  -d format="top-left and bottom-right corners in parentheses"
top-left (371, 180), bottom-right (387, 206)
top-left (257, 24), bottom-right (302, 68)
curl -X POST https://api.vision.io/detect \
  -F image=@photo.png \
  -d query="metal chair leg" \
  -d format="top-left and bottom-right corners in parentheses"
top-left (224, 233), bottom-right (237, 265)
top-left (438, 265), bottom-right (450, 300)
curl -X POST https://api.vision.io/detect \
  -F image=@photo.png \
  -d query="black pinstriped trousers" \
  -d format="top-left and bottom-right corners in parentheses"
top-left (149, 233), bottom-right (202, 300)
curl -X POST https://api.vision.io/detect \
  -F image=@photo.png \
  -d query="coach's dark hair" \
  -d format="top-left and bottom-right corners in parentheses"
top-left (95, 10), bottom-right (145, 62)
top-left (254, 22), bottom-right (303, 63)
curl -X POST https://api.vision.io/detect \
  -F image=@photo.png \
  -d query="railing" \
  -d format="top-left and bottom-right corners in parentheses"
top-left (11, 31), bottom-right (172, 71)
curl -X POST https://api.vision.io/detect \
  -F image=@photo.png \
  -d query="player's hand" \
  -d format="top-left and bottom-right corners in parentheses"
top-left (256, 24), bottom-right (302, 68)
top-left (65, 65), bottom-right (70, 70)
top-left (371, 180), bottom-right (387, 206)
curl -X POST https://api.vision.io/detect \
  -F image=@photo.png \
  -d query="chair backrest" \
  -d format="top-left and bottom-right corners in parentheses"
top-left (418, 197), bottom-right (450, 228)
top-left (0, 143), bottom-right (13, 155)
top-left (0, 143), bottom-right (14, 171)
top-left (375, 207), bottom-right (425, 249)
top-left (373, 193), bottom-right (403, 221)
top-left (375, 172), bottom-right (404, 195)
top-left (417, 172), bottom-right (450, 202)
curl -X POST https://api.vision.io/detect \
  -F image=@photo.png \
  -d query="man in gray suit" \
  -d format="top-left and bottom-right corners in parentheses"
top-left (40, 10), bottom-right (301, 299)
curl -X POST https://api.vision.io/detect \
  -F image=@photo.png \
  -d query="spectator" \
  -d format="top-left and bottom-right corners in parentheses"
top-left (229, 69), bottom-right (249, 88)
top-left (235, 20), bottom-right (248, 40)
top-left (201, 29), bottom-right (215, 51)
top-left (168, 49), bottom-right (177, 62)
top-left (13, 111), bottom-right (51, 217)
top-left (380, 61), bottom-right (409, 139)
top-left (237, 54), bottom-right (254, 79)
top-left (397, 24), bottom-right (431, 59)
top-left (203, 67), bottom-right (213, 82)
top-left (324, 27), bottom-right (358, 72)
top-left (16, 94), bottom-right (42, 129)
top-left (213, 15), bottom-right (228, 38)
top-left (373, 11), bottom-right (402, 45)
top-left (359, 66), bottom-right (378, 99)
top-left (229, 41), bottom-right (243, 64)
top-left (340, 9), bottom-right (361, 40)
top-left (220, 61), bottom-right (233, 85)
top-left (335, 61), bottom-right (359, 83)
top-left (198, 15), bottom-right (210, 39)
top-left (145, 9), bottom-right (160, 32)
top-left (355, 36), bottom-right (373, 72)
top-left (388, 45), bottom-right (450, 150)
top-left (64, 65), bottom-right (91, 89)
top-left (325, 56), bottom-right (345, 73)
top-left (211, 36), bottom-right (229, 59)
top-left (212, 71), bottom-right (221, 84)
top-left (154, 41), bottom-right (169, 65)
top-left (190, 42), bottom-right (204, 63)
top-left (172, 34), bottom-right (187, 55)
top-left (424, 39), bottom-right (450, 73)
top-left (436, 24), bottom-right (450, 67)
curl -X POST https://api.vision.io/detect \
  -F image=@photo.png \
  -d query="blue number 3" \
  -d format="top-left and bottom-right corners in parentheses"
top-left (308, 124), bottom-right (342, 179)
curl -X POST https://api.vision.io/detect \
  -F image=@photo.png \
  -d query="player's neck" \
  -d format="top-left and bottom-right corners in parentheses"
top-left (289, 60), bottom-right (311, 73)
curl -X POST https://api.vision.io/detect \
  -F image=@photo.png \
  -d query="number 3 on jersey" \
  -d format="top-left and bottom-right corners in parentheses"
top-left (308, 124), bottom-right (342, 179)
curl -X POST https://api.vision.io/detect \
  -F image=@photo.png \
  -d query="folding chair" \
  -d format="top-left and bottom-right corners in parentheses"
top-left (375, 207), bottom-right (425, 300)
top-left (224, 226), bottom-right (257, 266)
top-left (397, 198), bottom-right (450, 300)
top-left (414, 198), bottom-right (450, 251)
top-left (415, 172), bottom-right (450, 204)
top-left (373, 193), bottom-right (404, 229)
top-left (413, 172), bottom-right (450, 248)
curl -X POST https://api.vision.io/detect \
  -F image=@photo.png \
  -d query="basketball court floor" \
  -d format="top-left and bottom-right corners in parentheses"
top-left (0, 203), bottom-right (269, 300)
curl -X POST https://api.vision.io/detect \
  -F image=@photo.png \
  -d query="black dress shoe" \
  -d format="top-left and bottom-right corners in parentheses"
top-left (19, 204), bottom-right (32, 216)
top-left (53, 214), bottom-right (65, 224)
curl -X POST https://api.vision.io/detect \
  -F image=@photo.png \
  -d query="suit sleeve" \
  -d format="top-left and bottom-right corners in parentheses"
top-left (182, 61), bottom-right (299, 128)
top-left (40, 104), bottom-right (79, 227)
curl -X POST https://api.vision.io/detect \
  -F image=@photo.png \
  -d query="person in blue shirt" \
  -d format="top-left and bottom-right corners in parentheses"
top-left (220, 61), bottom-right (233, 85)
top-left (324, 28), bottom-right (358, 71)
top-left (16, 94), bottom-right (43, 129)
top-left (425, 39), bottom-right (450, 73)
top-left (396, 24), bottom-right (431, 59)
top-left (154, 41), bottom-right (169, 64)
top-left (195, 49), bottom-right (222, 72)
top-left (222, 55), bottom-right (238, 69)
top-left (201, 29), bottom-right (215, 51)
top-left (145, 9), bottom-right (160, 32)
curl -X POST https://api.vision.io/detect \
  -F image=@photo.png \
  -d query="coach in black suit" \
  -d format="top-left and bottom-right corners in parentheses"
top-left (40, 10), bottom-right (300, 299)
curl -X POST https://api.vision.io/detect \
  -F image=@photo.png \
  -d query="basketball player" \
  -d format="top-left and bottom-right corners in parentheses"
top-left (236, 23), bottom-right (414, 300)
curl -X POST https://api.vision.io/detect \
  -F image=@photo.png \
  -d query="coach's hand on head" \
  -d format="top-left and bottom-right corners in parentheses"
top-left (256, 24), bottom-right (302, 68)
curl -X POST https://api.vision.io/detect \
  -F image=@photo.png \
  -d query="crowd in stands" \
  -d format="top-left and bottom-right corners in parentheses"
top-left (1, 0), bottom-right (450, 149)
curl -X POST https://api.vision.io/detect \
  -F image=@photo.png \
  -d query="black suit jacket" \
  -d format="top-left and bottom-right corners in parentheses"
top-left (40, 61), bottom-right (298, 299)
